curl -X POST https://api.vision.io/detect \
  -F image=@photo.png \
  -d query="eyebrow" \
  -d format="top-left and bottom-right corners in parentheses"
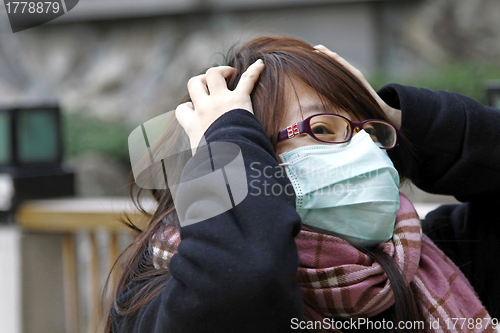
top-left (294, 104), bottom-right (328, 117)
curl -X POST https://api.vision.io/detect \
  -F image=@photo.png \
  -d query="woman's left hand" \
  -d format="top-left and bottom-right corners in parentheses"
top-left (176, 59), bottom-right (265, 154)
top-left (314, 45), bottom-right (402, 130)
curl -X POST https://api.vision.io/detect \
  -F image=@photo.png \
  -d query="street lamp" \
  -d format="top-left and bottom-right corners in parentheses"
top-left (0, 103), bottom-right (74, 222)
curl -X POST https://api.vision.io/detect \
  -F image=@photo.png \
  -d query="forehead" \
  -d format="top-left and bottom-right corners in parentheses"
top-left (279, 78), bottom-right (349, 128)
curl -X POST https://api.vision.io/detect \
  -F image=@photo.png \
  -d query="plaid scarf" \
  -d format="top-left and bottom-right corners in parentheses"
top-left (151, 195), bottom-right (494, 332)
top-left (296, 194), bottom-right (493, 332)
top-left (151, 221), bottom-right (181, 271)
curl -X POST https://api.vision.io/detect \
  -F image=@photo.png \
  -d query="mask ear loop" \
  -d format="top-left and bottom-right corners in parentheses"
top-left (278, 162), bottom-right (289, 177)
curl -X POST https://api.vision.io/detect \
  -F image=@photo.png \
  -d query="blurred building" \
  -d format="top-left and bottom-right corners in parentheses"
top-left (0, 0), bottom-right (499, 125)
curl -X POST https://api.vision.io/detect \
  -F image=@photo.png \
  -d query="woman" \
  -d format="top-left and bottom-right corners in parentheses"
top-left (107, 36), bottom-right (500, 332)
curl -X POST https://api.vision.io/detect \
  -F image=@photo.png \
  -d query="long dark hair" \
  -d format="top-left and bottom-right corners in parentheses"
top-left (104, 36), bottom-right (421, 332)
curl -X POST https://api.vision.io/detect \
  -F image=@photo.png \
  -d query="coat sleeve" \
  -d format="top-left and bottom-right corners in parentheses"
top-left (377, 84), bottom-right (500, 319)
top-left (377, 83), bottom-right (500, 201)
top-left (114, 109), bottom-right (304, 333)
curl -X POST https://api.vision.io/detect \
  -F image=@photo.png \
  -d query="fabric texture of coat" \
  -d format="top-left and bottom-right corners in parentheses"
top-left (112, 84), bottom-right (500, 332)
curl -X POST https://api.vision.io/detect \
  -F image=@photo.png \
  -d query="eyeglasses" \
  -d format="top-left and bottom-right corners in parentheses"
top-left (276, 113), bottom-right (398, 150)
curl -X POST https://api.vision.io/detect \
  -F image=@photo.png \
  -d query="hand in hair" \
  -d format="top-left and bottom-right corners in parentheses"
top-left (314, 45), bottom-right (402, 130)
top-left (176, 59), bottom-right (265, 154)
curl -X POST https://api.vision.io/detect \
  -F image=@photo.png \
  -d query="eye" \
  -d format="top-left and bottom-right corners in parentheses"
top-left (364, 127), bottom-right (377, 136)
top-left (311, 124), bottom-right (334, 135)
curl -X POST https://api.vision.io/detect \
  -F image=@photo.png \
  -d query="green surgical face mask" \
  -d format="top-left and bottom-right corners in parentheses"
top-left (279, 130), bottom-right (400, 247)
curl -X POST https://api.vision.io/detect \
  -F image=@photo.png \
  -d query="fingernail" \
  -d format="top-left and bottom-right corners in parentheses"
top-left (255, 59), bottom-right (264, 64)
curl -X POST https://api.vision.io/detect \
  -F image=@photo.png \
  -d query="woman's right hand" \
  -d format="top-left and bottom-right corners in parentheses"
top-left (176, 59), bottom-right (265, 154)
top-left (314, 45), bottom-right (402, 130)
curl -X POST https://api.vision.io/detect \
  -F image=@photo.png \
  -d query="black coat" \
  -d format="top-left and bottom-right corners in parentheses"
top-left (112, 85), bottom-right (500, 332)
top-left (379, 84), bottom-right (500, 320)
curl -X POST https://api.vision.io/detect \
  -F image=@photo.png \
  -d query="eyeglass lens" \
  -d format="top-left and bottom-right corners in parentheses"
top-left (309, 114), bottom-right (396, 148)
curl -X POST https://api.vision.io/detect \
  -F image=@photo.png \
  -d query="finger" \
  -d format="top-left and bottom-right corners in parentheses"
top-left (315, 47), bottom-right (361, 77)
top-left (234, 59), bottom-right (265, 95)
top-left (205, 66), bottom-right (237, 95)
top-left (187, 74), bottom-right (208, 105)
top-left (181, 101), bottom-right (194, 112)
top-left (314, 45), bottom-right (340, 62)
top-left (314, 44), bottom-right (337, 57)
top-left (320, 51), bottom-right (376, 99)
top-left (174, 102), bottom-right (195, 129)
top-left (332, 54), bottom-right (362, 78)
top-left (313, 44), bottom-right (329, 52)
top-left (315, 48), bottom-right (363, 81)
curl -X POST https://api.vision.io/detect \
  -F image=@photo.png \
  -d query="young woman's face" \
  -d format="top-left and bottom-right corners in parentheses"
top-left (275, 78), bottom-right (359, 163)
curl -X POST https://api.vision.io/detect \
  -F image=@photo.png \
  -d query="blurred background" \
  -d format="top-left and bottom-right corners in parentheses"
top-left (0, 0), bottom-right (499, 332)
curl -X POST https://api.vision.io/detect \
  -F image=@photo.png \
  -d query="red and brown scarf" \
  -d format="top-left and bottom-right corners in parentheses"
top-left (151, 194), bottom-right (494, 332)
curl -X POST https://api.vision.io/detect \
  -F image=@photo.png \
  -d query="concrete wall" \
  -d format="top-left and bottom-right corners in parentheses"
top-left (0, 1), bottom-right (383, 125)
top-left (1, 0), bottom-right (499, 125)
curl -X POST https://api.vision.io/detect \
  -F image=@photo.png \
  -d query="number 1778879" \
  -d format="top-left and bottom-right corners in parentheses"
top-left (5, 1), bottom-right (60, 14)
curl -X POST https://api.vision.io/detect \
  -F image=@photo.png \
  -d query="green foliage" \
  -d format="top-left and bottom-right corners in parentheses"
top-left (63, 113), bottom-right (132, 165)
top-left (369, 61), bottom-right (500, 105)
